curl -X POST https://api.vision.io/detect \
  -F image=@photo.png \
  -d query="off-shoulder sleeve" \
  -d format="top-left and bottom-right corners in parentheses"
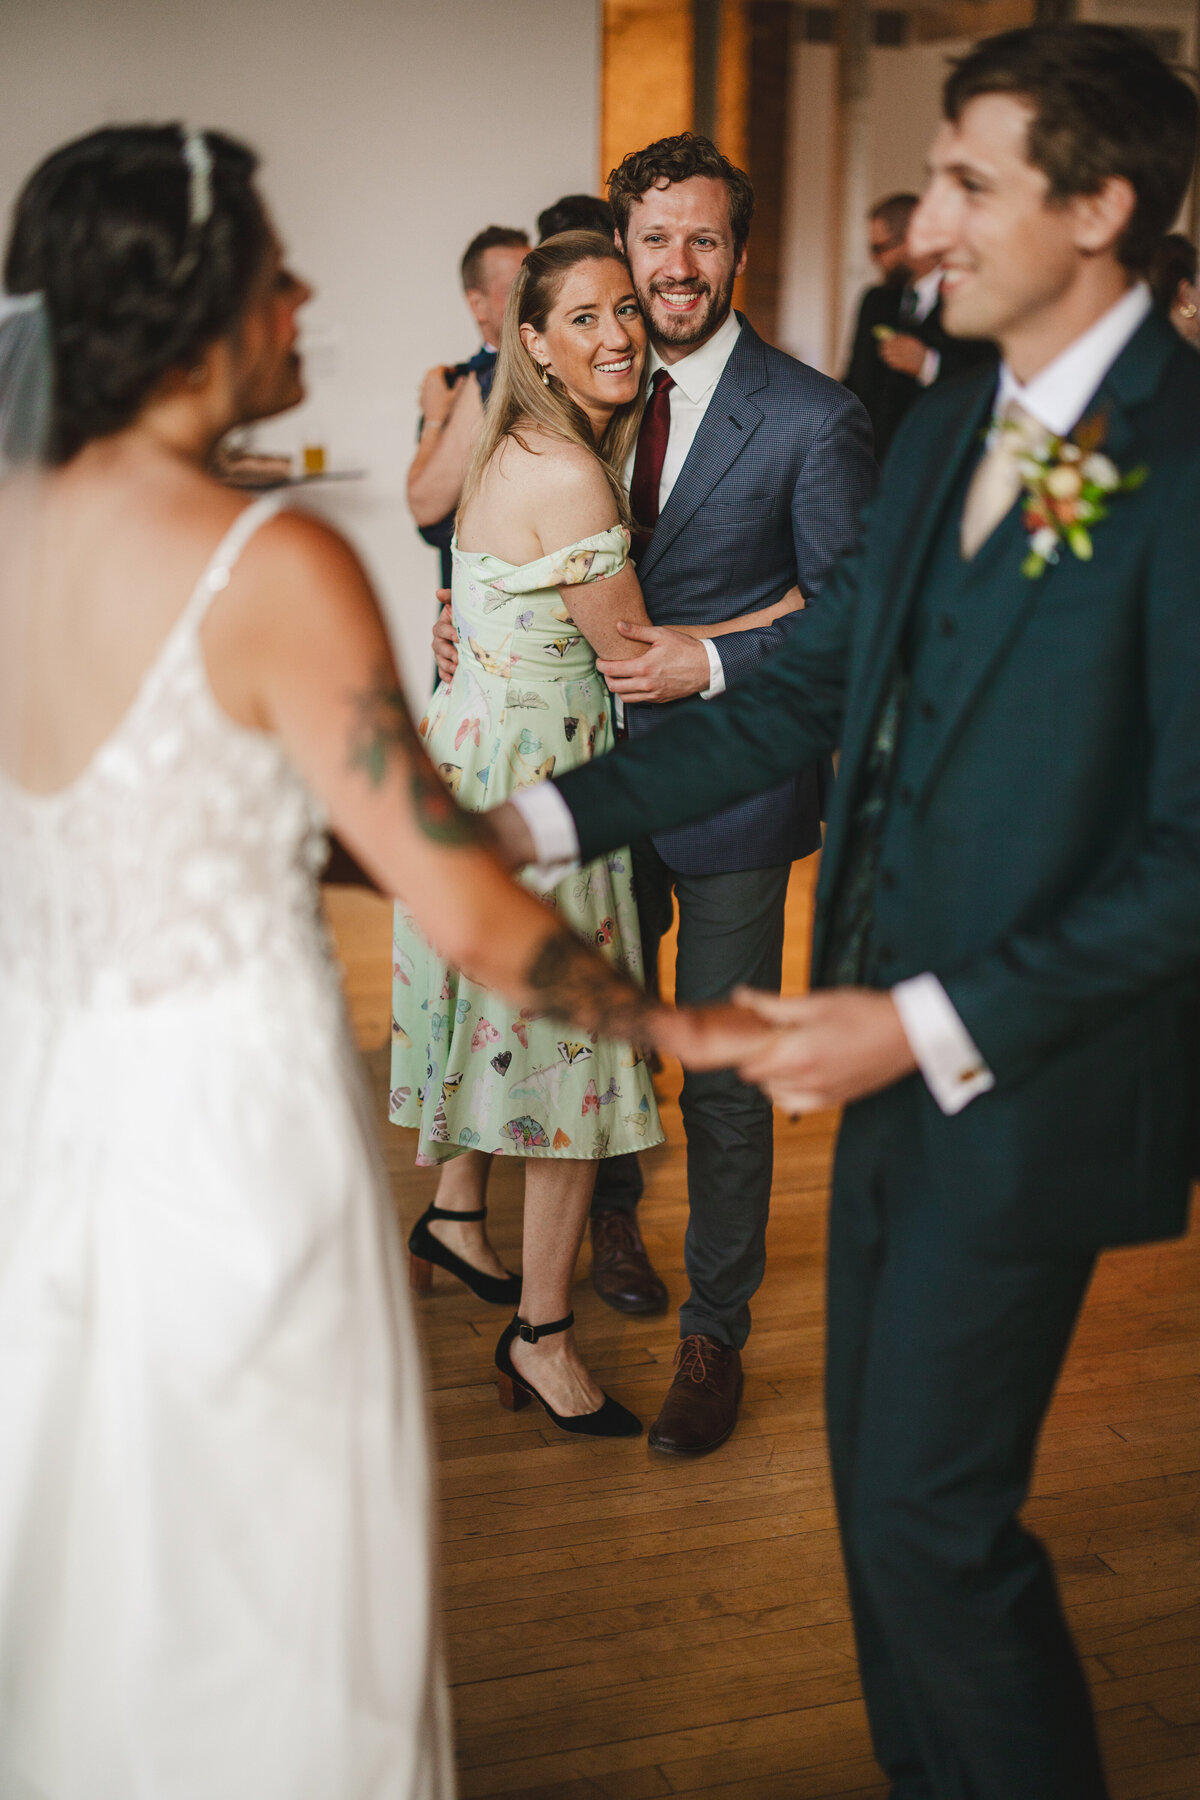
top-left (492, 525), bottom-right (630, 594)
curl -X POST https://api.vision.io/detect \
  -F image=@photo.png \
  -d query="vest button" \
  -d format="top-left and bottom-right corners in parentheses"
top-left (919, 699), bottom-right (936, 721)
top-left (939, 615), bottom-right (956, 636)
top-left (898, 784), bottom-right (913, 805)
top-left (878, 944), bottom-right (897, 962)
top-left (880, 869), bottom-right (896, 891)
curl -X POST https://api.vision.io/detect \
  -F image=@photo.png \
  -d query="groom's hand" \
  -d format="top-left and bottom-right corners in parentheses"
top-left (596, 621), bottom-right (711, 704)
top-left (732, 988), bottom-right (917, 1112)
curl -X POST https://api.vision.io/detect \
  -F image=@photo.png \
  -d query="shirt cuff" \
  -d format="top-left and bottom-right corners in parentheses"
top-left (891, 972), bottom-right (994, 1115)
top-left (918, 348), bottom-right (941, 388)
top-left (700, 638), bottom-right (726, 700)
top-left (507, 781), bottom-right (580, 889)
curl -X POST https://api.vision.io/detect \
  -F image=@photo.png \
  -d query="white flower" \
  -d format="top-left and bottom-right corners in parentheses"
top-left (1045, 464), bottom-right (1083, 500)
top-left (1081, 452), bottom-right (1120, 492)
top-left (1059, 443), bottom-right (1082, 463)
top-left (1031, 526), bottom-right (1060, 561)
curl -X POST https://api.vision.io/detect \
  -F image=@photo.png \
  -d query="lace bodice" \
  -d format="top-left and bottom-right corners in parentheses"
top-left (0, 496), bottom-right (332, 1011)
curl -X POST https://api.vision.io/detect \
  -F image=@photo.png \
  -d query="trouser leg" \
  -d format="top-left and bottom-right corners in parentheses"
top-left (669, 854), bottom-right (792, 1349)
top-left (828, 1088), bottom-right (1109, 1800)
top-left (590, 840), bottom-right (674, 1219)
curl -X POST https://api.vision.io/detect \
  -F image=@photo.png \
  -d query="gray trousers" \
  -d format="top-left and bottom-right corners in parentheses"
top-left (593, 839), bottom-right (792, 1349)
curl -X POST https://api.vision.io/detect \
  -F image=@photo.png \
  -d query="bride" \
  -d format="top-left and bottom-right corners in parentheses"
top-left (0, 126), bottom-right (765, 1799)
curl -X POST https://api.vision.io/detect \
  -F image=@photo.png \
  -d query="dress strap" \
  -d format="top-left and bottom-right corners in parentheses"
top-left (183, 493), bottom-right (287, 629)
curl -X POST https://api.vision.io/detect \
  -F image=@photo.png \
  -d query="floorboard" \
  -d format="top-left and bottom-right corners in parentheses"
top-left (324, 860), bottom-right (1200, 1799)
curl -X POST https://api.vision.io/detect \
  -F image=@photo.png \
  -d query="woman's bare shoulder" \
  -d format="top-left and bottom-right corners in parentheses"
top-left (489, 425), bottom-right (610, 500)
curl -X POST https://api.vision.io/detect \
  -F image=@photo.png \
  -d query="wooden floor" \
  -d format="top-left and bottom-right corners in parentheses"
top-left (325, 867), bottom-right (1200, 1800)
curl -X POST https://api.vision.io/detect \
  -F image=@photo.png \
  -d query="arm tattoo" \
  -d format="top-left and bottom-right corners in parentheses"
top-left (348, 668), bottom-right (478, 847)
top-left (525, 932), bottom-right (658, 1042)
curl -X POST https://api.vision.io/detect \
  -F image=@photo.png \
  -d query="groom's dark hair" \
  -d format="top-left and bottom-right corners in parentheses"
top-left (944, 25), bottom-right (1198, 273)
top-left (608, 134), bottom-right (754, 255)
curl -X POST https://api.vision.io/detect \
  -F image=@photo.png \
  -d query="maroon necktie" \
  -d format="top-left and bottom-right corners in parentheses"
top-left (630, 369), bottom-right (675, 556)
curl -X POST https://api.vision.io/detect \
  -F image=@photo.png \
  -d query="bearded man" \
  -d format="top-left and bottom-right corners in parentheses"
top-left (502, 133), bottom-right (876, 1451)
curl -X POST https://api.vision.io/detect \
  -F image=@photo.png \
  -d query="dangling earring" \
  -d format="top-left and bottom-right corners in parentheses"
top-left (539, 364), bottom-right (551, 387)
top-left (187, 364), bottom-right (206, 387)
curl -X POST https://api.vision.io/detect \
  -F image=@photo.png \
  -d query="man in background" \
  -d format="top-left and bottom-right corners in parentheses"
top-left (507, 135), bottom-right (875, 1452)
top-left (406, 225), bottom-right (528, 585)
top-left (844, 193), bottom-right (996, 459)
top-left (536, 192), bottom-right (615, 241)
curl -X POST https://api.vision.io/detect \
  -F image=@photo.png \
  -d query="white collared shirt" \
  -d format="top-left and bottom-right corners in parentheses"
top-left (902, 267), bottom-right (944, 388)
top-left (621, 308), bottom-right (744, 702)
top-left (622, 307), bottom-right (743, 511)
top-left (994, 280), bottom-right (1152, 436)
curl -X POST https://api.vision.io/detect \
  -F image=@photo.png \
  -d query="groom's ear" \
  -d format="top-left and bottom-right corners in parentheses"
top-left (613, 228), bottom-right (625, 254)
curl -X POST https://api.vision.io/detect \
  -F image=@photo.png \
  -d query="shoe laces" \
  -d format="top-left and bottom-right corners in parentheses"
top-left (674, 1333), bottom-right (725, 1388)
top-left (594, 1212), bottom-right (639, 1256)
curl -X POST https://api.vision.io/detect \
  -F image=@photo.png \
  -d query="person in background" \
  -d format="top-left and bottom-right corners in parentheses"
top-left (843, 193), bottom-right (919, 459)
top-left (537, 193), bottom-right (616, 243)
top-left (406, 224), bottom-right (528, 585)
top-left (439, 134), bottom-right (876, 1453)
top-left (1148, 230), bottom-right (1199, 345)
top-left (844, 194), bottom-right (997, 460)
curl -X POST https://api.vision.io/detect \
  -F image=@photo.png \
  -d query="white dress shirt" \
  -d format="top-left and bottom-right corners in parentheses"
top-left (902, 267), bottom-right (944, 388)
top-left (514, 282), bottom-right (1155, 1113)
top-left (623, 308), bottom-right (744, 702)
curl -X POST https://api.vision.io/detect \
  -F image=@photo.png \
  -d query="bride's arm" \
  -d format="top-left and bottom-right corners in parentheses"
top-left (221, 512), bottom-right (769, 1067)
top-left (676, 585), bottom-right (805, 639)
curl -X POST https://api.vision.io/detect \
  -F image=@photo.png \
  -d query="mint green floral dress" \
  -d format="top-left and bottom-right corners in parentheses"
top-left (390, 526), bottom-right (664, 1165)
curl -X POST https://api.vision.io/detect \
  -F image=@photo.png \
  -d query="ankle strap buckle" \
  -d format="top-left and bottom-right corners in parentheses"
top-left (516, 1311), bottom-right (574, 1344)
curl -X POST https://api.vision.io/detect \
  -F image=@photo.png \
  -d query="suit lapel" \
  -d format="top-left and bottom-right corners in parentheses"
top-left (637, 319), bottom-right (767, 582)
top-left (908, 310), bottom-right (1178, 808)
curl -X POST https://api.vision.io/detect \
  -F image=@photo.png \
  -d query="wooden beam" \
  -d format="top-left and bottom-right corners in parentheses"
top-left (830, 0), bottom-right (874, 369)
top-left (742, 0), bottom-right (795, 342)
top-left (694, 0), bottom-right (723, 140)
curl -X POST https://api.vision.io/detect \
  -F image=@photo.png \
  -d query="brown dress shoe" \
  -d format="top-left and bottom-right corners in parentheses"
top-left (648, 1335), bottom-right (742, 1456)
top-left (588, 1211), bottom-right (669, 1316)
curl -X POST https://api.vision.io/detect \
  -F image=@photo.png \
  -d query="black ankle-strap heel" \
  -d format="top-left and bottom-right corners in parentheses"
top-left (408, 1203), bottom-right (521, 1307)
top-left (494, 1311), bottom-right (642, 1438)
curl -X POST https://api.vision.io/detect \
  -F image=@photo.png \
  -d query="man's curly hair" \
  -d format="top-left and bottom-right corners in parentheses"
top-left (607, 134), bottom-right (754, 254)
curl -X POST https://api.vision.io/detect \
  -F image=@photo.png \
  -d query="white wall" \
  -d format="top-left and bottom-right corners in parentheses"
top-left (777, 37), bottom-right (966, 376)
top-left (0, 0), bottom-right (601, 702)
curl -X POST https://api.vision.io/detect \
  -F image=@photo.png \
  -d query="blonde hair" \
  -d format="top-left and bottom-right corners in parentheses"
top-left (459, 231), bottom-right (644, 528)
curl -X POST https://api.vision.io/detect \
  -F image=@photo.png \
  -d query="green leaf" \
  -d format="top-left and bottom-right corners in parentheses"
top-left (1021, 551), bottom-right (1047, 579)
top-left (1067, 526), bottom-right (1093, 561)
top-left (1121, 464), bottom-right (1149, 491)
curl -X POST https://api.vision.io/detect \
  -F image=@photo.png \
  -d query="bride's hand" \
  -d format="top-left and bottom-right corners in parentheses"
top-left (478, 799), bottom-right (535, 871)
top-left (654, 1001), bottom-right (781, 1071)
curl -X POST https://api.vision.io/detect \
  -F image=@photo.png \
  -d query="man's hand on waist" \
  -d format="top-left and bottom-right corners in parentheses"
top-left (433, 595), bottom-right (458, 685)
top-left (596, 621), bottom-right (713, 704)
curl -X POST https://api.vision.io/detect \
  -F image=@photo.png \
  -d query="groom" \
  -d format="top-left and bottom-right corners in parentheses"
top-left (494, 26), bottom-right (1200, 1796)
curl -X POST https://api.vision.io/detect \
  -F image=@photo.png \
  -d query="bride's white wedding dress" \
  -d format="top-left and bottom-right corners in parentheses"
top-left (0, 497), bottom-right (454, 1799)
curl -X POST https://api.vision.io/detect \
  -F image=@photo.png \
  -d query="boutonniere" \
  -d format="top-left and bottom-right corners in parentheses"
top-left (1002, 411), bottom-right (1148, 579)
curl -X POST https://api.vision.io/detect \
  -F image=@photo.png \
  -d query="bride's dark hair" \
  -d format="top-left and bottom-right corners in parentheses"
top-left (4, 124), bottom-right (271, 463)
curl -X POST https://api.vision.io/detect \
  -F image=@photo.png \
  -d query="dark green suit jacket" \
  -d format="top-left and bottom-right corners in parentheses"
top-left (555, 310), bottom-right (1200, 1254)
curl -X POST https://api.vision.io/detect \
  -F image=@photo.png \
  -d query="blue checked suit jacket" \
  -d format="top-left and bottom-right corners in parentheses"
top-left (630, 315), bottom-right (876, 875)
